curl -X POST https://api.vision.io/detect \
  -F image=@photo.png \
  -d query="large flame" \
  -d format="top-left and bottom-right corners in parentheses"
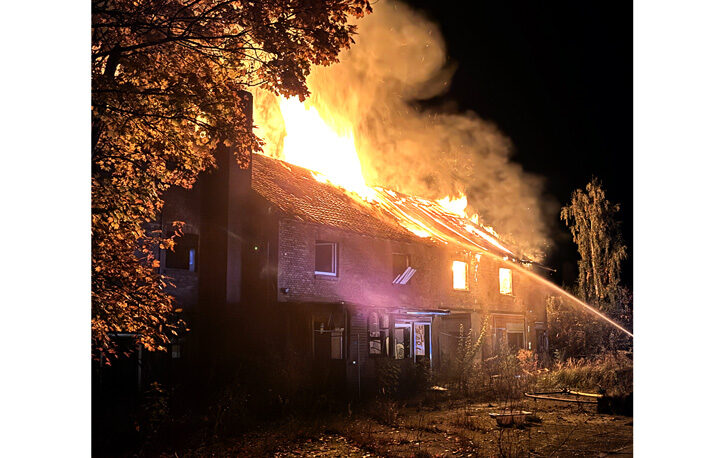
top-left (253, 92), bottom-right (516, 255)
top-left (276, 96), bottom-right (373, 199)
top-left (265, 96), bottom-right (476, 212)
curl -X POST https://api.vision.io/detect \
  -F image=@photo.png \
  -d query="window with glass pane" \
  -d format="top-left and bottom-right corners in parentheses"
top-left (315, 242), bottom-right (337, 275)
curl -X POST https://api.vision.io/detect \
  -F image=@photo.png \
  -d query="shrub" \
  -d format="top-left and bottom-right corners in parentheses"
top-left (449, 322), bottom-right (487, 396)
top-left (376, 357), bottom-right (401, 397)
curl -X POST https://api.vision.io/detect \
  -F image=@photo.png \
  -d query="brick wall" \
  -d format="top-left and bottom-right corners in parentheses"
top-left (277, 217), bottom-right (550, 317)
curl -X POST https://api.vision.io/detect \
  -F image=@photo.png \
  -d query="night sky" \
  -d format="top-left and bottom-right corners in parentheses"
top-left (413, 1), bottom-right (633, 288)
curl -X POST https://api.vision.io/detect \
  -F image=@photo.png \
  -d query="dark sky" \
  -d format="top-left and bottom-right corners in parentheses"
top-left (413, 1), bottom-right (633, 288)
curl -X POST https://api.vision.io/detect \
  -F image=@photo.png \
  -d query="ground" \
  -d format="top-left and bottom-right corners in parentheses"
top-left (171, 397), bottom-right (632, 457)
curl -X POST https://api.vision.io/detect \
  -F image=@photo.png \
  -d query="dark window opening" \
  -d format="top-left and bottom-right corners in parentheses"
top-left (314, 320), bottom-right (344, 360)
top-left (165, 233), bottom-right (198, 271)
top-left (507, 332), bottom-right (523, 351)
top-left (392, 254), bottom-right (411, 283)
top-left (315, 242), bottom-right (337, 276)
top-left (536, 330), bottom-right (548, 354)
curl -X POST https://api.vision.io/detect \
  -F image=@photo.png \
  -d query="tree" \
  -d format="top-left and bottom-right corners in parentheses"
top-left (92, 0), bottom-right (372, 361)
top-left (560, 177), bottom-right (627, 309)
top-left (548, 178), bottom-right (631, 358)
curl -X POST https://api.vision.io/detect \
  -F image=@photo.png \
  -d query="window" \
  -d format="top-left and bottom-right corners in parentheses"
top-left (452, 260), bottom-right (468, 290)
top-left (507, 333), bottom-right (523, 350)
top-left (499, 268), bottom-right (513, 295)
top-left (414, 323), bottom-right (430, 358)
top-left (494, 328), bottom-right (506, 351)
top-left (394, 323), bottom-right (412, 359)
top-left (392, 254), bottom-right (415, 284)
top-left (314, 320), bottom-right (344, 359)
top-left (315, 242), bottom-right (337, 276)
top-left (392, 254), bottom-right (409, 278)
top-left (506, 322), bottom-right (524, 351)
top-left (165, 234), bottom-right (198, 271)
top-left (536, 329), bottom-right (548, 354)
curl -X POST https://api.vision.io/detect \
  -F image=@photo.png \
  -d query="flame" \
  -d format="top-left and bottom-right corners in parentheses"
top-left (275, 96), bottom-right (374, 200)
top-left (254, 91), bottom-right (514, 256)
top-left (436, 195), bottom-right (468, 217)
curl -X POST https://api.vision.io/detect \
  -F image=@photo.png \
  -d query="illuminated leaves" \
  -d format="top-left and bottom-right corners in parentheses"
top-left (560, 178), bottom-right (628, 309)
top-left (92, 0), bottom-right (372, 361)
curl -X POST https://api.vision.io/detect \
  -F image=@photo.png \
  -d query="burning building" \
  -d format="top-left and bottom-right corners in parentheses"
top-left (155, 107), bottom-right (554, 396)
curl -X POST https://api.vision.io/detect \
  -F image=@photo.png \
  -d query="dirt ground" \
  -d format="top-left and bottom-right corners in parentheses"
top-left (177, 397), bottom-right (632, 457)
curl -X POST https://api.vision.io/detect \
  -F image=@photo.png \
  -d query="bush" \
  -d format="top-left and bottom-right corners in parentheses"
top-left (376, 357), bottom-right (401, 397)
top-left (137, 382), bottom-right (169, 439)
top-left (547, 288), bottom-right (633, 360)
top-left (448, 323), bottom-right (487, 396)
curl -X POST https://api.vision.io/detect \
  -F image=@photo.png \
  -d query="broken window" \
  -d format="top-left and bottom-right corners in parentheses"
top-left (315, 242), bottom-right (337, 276)
top-left (452, 260), bottom-right (468, 290)
top-left (499, 268), bottom-right (513, 295)
top-left (165, 233), bottom-right (198, 271)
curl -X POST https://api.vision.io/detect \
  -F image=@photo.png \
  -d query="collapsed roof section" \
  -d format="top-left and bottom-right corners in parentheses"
top-left (251, 153), bottom-right (520, 260)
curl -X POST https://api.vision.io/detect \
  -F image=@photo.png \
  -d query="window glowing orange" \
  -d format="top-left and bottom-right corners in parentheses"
top-left (452, 261), bottom-right (468, 290)
top-left (499, 268), bottom-right (513, 295)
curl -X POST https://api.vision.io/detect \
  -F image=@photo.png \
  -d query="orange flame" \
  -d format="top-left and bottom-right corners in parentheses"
top-left (254, 92), bottom-right (514, 256)
top-left (275, 96), bottom-right (374, 200)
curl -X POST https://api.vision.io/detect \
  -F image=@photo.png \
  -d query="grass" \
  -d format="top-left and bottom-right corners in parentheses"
top-left (536, 351), bottom-right (633, 396)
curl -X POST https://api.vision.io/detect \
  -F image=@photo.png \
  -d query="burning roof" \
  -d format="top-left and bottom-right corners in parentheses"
top-left (252, 153), bottom-right (521, 260)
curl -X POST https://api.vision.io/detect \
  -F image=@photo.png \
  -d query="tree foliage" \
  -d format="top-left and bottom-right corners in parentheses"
top-left (560, 177), bottom-right (627, 309)
top-left (549, 178), bottom-right (632, 359)
top-left (92, 0), bottom-right (371, 360)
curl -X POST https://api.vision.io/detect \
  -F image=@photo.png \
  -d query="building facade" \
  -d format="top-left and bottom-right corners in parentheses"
top-left (156, 148), bottom-right (552, 397)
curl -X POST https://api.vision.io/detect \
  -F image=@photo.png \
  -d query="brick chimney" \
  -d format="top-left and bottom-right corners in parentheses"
top-left (198, 91), bottom-right (254, 312)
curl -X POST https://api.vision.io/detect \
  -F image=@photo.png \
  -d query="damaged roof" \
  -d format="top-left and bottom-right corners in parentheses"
top-left (251, 153), bottom-right (520, 259)
top-left (252, 153), bottom-right (417, 242)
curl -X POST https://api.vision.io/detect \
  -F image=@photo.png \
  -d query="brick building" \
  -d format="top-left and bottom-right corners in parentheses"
top-left (157, 143), bottom-right (552, 397)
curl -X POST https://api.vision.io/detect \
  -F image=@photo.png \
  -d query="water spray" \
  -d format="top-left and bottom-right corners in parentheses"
top-left (493, 253), bottom-right (634, 338)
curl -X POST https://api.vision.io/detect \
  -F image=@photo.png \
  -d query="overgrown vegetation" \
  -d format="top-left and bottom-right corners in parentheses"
top-left (536, 351), bottom-right (633, 397)
top-left (550, 178), bottom-right (633, 360)
top-left (442, 322), bottom-right (488, 396)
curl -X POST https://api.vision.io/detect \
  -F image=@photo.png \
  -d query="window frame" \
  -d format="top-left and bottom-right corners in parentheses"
top-left (314, 241), bottom-right (338, 276)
